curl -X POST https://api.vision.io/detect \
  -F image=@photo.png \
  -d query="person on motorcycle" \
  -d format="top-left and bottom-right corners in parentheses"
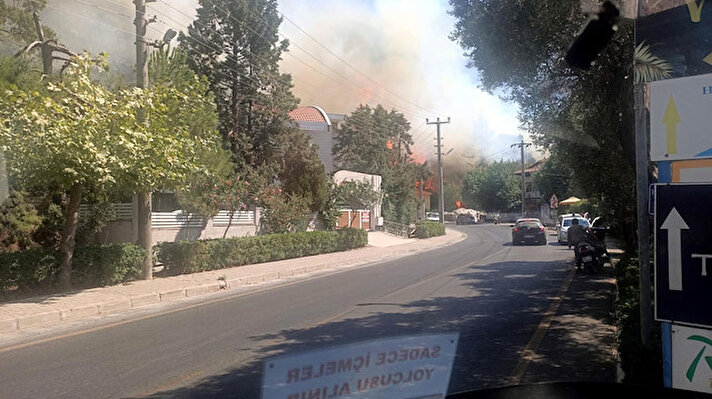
top-left (567, 218), bottom-right (588, 268)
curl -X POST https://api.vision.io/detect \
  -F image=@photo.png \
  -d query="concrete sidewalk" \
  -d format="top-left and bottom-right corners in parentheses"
top-left (520, 239), bottom-right (621, 384)
top-left (0, 229), bottom-right (464, 334)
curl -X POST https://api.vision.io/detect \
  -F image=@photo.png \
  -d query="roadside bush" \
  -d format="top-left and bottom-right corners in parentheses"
top-left (614, 254), bottom-right (662, 385)
top-left (0, 248), bottom-right (58, 293)
top-left (414, 221), bottom-right (445, 239)
top-left (0, 244), bottom-right (145, 295)
top-left (337, 227), bottom-right (368, 250)
top-left (71, 244), bottom-right (145, 288)
top-left (157, 228), bottom-right (368, 275)
top-left (0, 191), bottom-right (43, 251)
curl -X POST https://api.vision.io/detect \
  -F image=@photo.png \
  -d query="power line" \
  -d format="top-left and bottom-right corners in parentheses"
top-left (197, 0), bottom-right (432, 120)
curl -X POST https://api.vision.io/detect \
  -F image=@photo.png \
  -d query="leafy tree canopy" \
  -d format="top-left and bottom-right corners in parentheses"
top-left (180, 0), bottom-right (299, 173)
top-left (449, 0), bottom-right (637, 247)
top-left (334, 104), bottom-right (412, 175)
top-left (533, 156), bottom-right (574, 202)
top-left (461, 161), bottom-right (520, 213)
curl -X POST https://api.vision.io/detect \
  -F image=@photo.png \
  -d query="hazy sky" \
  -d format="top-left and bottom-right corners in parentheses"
top-left (42, 0), bottom-right (525, 163)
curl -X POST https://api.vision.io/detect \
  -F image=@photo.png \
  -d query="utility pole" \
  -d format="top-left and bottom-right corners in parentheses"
top-left (511, 139), bottom-right (531, 217)
top-left (135, 0), bottom-right (153, 280)
top-left (426, 117), bottom-right (450, 224)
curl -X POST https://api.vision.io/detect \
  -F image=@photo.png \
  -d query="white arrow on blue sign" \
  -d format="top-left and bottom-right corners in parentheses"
top-left (660, 208), bottom-right (689, 291)
top-left (655, 184), bottom-right (712, 328)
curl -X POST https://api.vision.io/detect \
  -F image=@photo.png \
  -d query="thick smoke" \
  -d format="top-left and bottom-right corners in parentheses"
top-left (41, 0), bottom-right (525, 163)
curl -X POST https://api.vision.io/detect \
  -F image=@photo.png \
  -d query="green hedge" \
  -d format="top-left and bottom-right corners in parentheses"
top-left (614, 254), bottom-right (662, 385)
top-left (414, 221), bottom-right (445, 239)
top-left (0, 244), bottom-right (145, 294)
top-left (157, 228), bottom-right (368, 275)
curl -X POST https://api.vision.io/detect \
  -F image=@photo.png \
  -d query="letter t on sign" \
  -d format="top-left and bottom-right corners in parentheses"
top-left (691, 254), bottom-right (712, 276)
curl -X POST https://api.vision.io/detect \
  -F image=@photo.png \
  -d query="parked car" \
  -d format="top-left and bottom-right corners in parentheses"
top-left (590, 216), bottom-right (610, 241)
top-left (557, 216), bottom-right (591, 245)
top-left (456, 213), bottom-right (476, 225)
top-left (555, 213), bottom-right (582, 242)
top-left (512, 218), bottom-right (547, 245)
top-left (426, 212), bottom-right (440, 222)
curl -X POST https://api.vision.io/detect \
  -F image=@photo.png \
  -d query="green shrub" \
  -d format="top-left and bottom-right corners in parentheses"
top-left (0, 248), bottom-right (59, 293)
top-left (72, 244), bottom-right (145, 288)
top-left (414, 221), bottom-right (445, 239)
top-left (614, 254), bottom-right (662, 385)
top-left (337, 227), bottom-right (368, 250)
top-left (0, 243), bottom-right (145, 295)
top-left (157, 228), bottom-right (368, 275)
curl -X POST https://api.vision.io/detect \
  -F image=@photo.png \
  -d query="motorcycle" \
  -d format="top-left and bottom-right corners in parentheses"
top-left (575, 238), bottom-right (608, 274)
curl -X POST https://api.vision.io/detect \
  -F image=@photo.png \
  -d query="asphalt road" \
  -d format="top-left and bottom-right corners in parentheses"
top-left (0, 224), bottom-right (576, 398)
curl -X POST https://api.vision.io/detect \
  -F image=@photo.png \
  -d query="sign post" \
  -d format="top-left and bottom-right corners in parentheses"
top-left (549, 194), bottom-right (559, 209)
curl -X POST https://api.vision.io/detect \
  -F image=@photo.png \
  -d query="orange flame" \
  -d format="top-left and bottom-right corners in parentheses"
top-left (410, 149), bottom-right (426, 164)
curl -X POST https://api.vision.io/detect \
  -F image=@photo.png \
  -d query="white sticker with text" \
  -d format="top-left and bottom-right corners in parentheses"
top-left (262, 333), bottom-right (459, 399)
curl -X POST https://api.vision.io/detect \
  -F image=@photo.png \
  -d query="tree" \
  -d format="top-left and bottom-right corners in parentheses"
top-left (0, 54), bottom-right (224, 290)
top-left (276, 128), bottom-right (328, 213)
top-left (0, 0), bottom-right (54, 48)
top-left (533, 156), bottom-right (574, 202)
top-left (180, 0), bottom-right (299, 173)
top-left (382, 162), bottom-right (431, 224)
top-left (449, 0), bottom-right (638, 248)
top-left (260, 189), bottom-right (310, 234)
top-left (333, 104), bottom-right (413, 174)
top-left (334, 104), bottom-right (423, 224)
top-left (0, 191), bottom-right (41, 252)
top-left (461, 161), bottom-right (521, 212)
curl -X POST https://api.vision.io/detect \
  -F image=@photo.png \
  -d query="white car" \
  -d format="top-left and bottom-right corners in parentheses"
top-left (426, 212), bottom-right (440, 222)
top-left (557, 216), bottom-right (590, 245)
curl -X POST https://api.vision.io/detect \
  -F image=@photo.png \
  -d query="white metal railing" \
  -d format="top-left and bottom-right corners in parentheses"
top-left (212, 210), bottom-right (255, 226)
top-left (151, 212), bottom-right (206, 229)
top-left (79, 205), bottom-right (256, 228)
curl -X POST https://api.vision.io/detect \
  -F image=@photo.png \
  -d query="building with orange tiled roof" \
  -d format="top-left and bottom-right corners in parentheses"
top-left (287, 105), bottom-right (345, 174)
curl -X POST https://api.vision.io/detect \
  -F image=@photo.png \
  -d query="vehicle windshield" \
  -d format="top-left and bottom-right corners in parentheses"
top-left (563, 218), bottom-right (590, 228)
top-left (0, 0), bottom-right (696, 397)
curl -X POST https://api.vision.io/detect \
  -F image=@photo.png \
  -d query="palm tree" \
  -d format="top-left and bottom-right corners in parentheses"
top-left (634, 41), bottom-right (672, 83)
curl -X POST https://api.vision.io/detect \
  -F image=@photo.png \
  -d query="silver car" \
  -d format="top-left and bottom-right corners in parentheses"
top-left (557, 216), bottom-right (590, 245)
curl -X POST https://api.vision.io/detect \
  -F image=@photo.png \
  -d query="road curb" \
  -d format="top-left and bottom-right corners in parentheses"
top-left (1, 228), bottom-right (466, 334)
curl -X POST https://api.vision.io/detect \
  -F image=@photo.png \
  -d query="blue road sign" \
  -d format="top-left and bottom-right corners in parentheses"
top-left (655, 184), bottom-right (712, 328)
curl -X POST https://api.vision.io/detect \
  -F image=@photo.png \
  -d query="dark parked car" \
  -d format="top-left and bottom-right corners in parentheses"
top-left (512, 218), bottom-right (547, 245)
top-left (456, 213), bottom-right (476, 225)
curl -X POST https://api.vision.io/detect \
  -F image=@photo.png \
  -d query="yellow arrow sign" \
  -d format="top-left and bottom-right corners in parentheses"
top-left (704, 52), bottom-right (712, 66)
top-left (663, 95), bottom-right (681, 155)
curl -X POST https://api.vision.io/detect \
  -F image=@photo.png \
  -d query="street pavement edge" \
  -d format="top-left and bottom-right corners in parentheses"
top-left (0, 229), bottom-right (466, 335)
